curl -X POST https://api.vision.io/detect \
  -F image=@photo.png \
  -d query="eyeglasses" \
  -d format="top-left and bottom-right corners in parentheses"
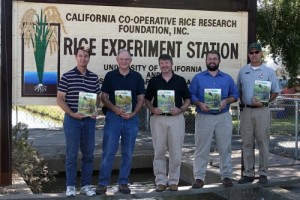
top-left (119, 58), bottom-right (131, 62)
top-left (249, 51), bottom-right (260, 55)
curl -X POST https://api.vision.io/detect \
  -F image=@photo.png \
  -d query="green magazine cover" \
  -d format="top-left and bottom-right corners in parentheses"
top-left (204, 88), bottom-right (221, 110)
top-left (253, 80), bottom-right (271, 102)
top-left (115, 90), bottom-right (132, 113)
top-left (157, 90), bottom-right (175, 113)
top-left (77, 92), bottom-right (97, 116)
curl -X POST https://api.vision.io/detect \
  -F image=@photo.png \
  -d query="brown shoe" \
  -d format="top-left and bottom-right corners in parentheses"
top-left (222, 178), bottom-right (233, 187)
top-left (155, 184), bottom-right (167, 192)
top-left (169, 184), bottom-right (178, 191)
top-left (192, 179), bottom-right (204, 189)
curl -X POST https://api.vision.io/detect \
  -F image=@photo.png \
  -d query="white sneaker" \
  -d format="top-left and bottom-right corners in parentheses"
top-left (80, 185), bottom-right (96, 197)
top-left (66, 186), bottom-right (76, 197)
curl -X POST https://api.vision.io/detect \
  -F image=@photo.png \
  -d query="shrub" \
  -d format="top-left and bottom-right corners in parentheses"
top-left (12, 122), bottom-right (57, 193)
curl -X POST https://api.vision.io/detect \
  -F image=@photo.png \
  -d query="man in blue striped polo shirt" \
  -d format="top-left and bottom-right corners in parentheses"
top-left (57, 46), bottom-right (101, 197)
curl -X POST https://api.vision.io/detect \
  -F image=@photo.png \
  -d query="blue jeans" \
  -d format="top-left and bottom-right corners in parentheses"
top-left (98, 110), bottom-right (139, 186)
top-left (64, 114), bottom-right (96, 187)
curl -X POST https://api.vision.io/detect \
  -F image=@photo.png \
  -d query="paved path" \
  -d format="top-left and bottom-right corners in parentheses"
top-left (2, 128), bottom-right (300, 199)
top-left (26, 128), bottom-right (154, 172)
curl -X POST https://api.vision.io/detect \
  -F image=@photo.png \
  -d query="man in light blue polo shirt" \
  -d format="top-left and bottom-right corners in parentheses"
top-left (237, 42), bottom-right (280, 184)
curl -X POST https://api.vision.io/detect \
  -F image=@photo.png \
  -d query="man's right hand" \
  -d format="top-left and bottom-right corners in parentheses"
top-left (70, 112), bottom-right (85, 120)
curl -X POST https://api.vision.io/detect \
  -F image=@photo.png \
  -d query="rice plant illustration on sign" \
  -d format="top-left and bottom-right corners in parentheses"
top-left (20, 6), bottom-right (66, 94)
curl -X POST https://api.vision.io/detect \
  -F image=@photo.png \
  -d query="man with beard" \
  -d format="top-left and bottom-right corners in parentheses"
top-left (189, 50), bottom-right (239, 188)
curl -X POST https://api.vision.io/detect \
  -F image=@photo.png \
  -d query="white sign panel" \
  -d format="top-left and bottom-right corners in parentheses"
top-left (13, 1), bottom-right (248, 105)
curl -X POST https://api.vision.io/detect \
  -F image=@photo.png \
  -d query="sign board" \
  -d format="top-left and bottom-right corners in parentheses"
top-left (12, 1), bottom-right (248, 105)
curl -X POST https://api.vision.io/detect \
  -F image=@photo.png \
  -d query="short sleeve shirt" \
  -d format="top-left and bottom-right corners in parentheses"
top-left (237, 64), bottom-right (281, 105)
top-left (58, 67), bottom-right (101, 112)
top-left (145, 72), bottom-right (191, 108)
top-left (101, 69), bottom-right (145, 111)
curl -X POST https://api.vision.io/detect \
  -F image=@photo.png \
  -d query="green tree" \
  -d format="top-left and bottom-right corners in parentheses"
top-left (257, 0), bottom-right (300, 87)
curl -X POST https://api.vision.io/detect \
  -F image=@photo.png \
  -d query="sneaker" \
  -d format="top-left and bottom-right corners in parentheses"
top-left (169, 184), bottom-right (178, 191)
top-left (66, 186), bottom-right (76, 197)
top-left (95, 185), bottom-right (107, 195)
top-left (155, 184), bottom-right (167, 192)
top-left (222, 178), bottom-right (233, 187)
top-left (238, 176), bottom-right (255, 184)
top-left (191, 179), bottom-right (204, 189)
top-left (258, 175), bottom-right (268, 184)
top-left (118, 184), bottom-right (131, 194)
top-left (80, 185), bottom-right (96, 197)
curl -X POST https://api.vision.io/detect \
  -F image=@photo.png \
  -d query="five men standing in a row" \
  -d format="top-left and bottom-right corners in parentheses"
top-left (57, 43), bottom-right (280, 197)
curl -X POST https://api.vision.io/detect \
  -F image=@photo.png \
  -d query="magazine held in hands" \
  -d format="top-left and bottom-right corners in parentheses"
top-left (77, 92), bottom-right (97, 116)
top-left (253, 80), bottom-right (271, 102)
top-left (157, 90), bottom-right (175, 113)
top-left (204, 88), bottom-right (221, 110)
top-left (115, 90), bottom-right (132, 113)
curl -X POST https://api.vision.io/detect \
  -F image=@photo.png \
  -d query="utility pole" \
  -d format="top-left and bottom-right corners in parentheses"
top-left (0, 0), bottom-right (12, 186)
top-left (248, 0), bottom-right (257, 43)
top-left (241, 0), bottom-right (258, 176)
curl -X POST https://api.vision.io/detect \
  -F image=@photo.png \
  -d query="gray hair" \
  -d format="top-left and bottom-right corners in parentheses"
top-left (118, 48), bottom-right (131, 56)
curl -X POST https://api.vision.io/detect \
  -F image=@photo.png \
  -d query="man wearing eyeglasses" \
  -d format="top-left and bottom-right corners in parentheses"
top-left (96, 49), bottom-right (145, 195)
top-left (189, 50), bottom-right (239, 188)
top-left (237, 43), bottom-right (280, 184)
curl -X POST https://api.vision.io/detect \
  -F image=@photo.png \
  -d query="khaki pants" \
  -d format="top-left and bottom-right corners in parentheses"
top-left (240, 107), bottom-right (270, 177)
top-left (193, 112), bottom-right (233, 180)
top-left (150, 114), bottom-right (185, 186)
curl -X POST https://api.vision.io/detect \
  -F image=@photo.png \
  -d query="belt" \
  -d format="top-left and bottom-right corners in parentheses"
top-left (244, 105), bottom-right (265, 108)
top-left (210, 112), bottom-right (222, 115)
top-left (159, 113), bottom-right (172, 116)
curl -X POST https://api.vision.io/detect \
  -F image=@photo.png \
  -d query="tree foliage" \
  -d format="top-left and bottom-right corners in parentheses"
top-left (257, 0), bottom-right (300, 87)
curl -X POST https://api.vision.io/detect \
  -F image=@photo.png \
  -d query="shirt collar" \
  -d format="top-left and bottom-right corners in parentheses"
top-left (115, 68), bottom-right (133, 76)
top-left (73, 67), bottom-right (91, 76)
top-left (203, 70), bottom-right (224, 77)
top-left (158, 71), bottom-right (176, 81)
top-left (248, 64), bottom-right (263, 71)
